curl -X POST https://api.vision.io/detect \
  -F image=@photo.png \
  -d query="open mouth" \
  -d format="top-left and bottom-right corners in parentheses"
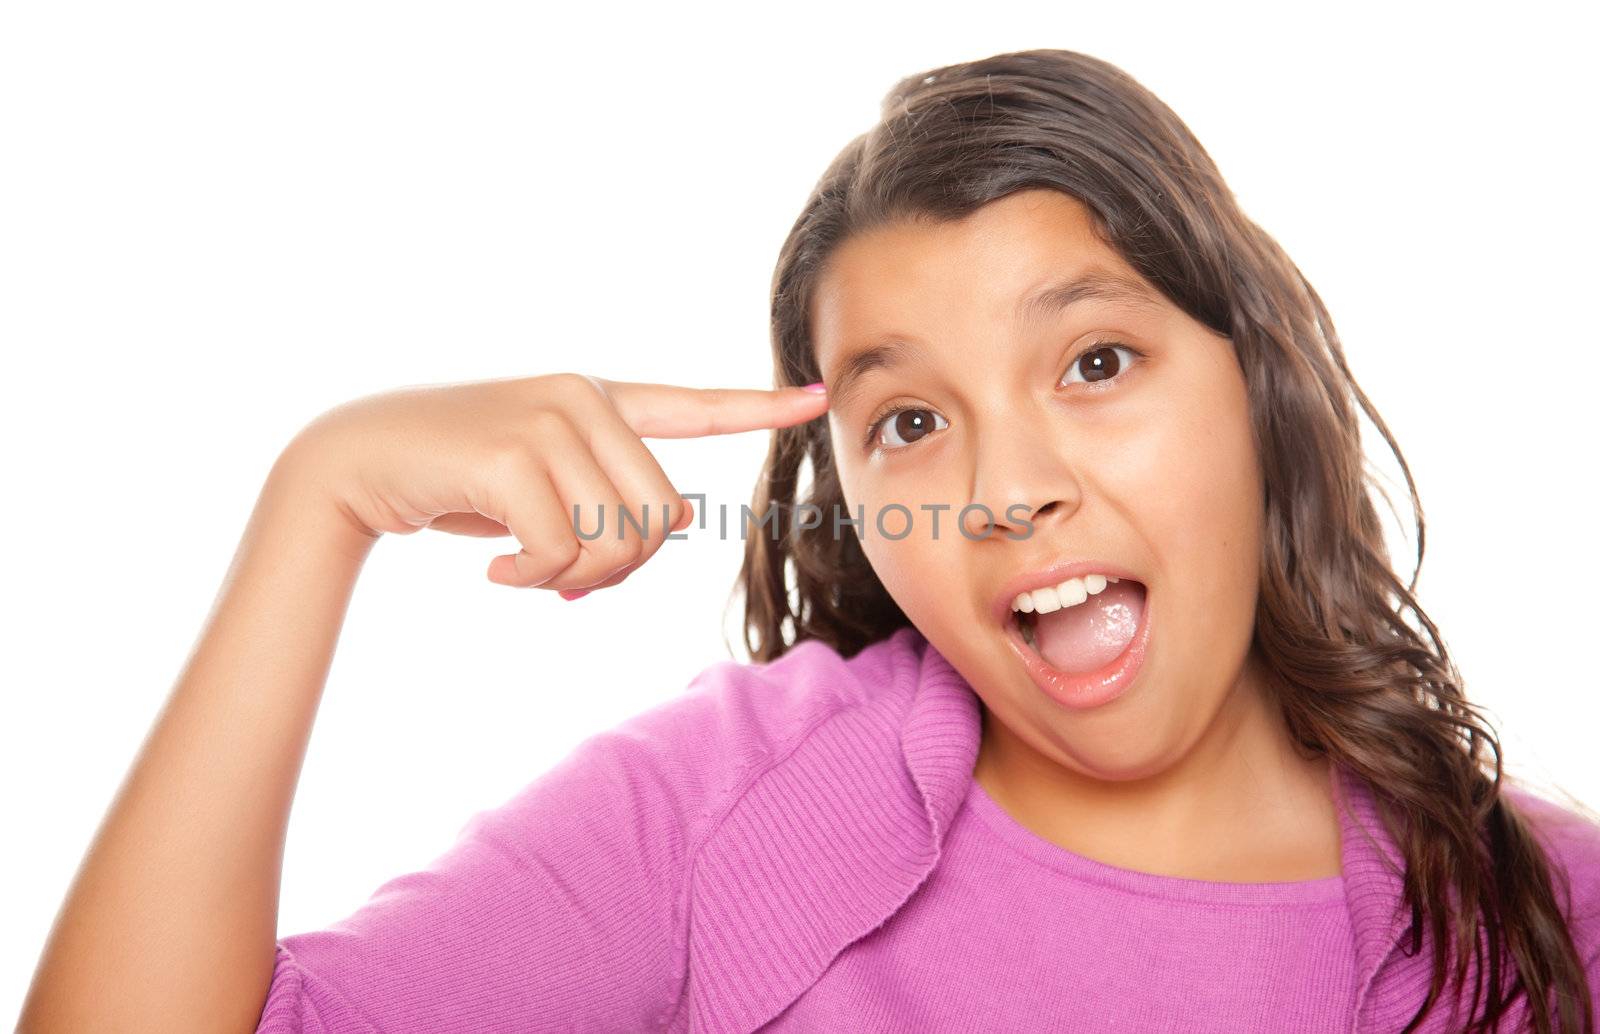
top-left (1007, 575), bottom-right (1148, 677)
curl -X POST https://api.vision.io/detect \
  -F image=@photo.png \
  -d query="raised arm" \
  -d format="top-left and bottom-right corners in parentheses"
top-left (18, 372), bottom-right (828, 1033)
top-left (17, 437), bottom-right (378, 1032)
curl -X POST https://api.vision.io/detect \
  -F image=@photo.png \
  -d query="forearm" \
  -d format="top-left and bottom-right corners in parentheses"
top-left (19, 445), bottom-right (378, 1033)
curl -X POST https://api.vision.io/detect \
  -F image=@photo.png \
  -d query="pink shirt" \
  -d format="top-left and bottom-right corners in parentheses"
top-left (768, 771), bottom-right (1359, 1030)
top-left (255, 626), bottom-right (1600, 1032)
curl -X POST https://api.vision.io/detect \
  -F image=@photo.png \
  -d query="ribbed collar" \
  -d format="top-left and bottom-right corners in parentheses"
top-left (678, 627), bottom-right (1432, 1034)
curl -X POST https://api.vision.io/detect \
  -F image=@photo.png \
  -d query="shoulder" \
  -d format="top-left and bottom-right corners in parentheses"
top-left (1503, 782), bottom-right (1600, 880)
top-left (607, 623), bottom-right (925, 747)
top-left (658, 624), bottom-right (923, 734)
top-left (571, 625), bottom-right (933, 839)
top-left (442, 626), bottom-right (934, 887)
top-left (1501, 781), bottom-right (1600, 943)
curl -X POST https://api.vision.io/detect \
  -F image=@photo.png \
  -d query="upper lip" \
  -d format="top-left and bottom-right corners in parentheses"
top-left (990, 558), bottom-right (1145, 626)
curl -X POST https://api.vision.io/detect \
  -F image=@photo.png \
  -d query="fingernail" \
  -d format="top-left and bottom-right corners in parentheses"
top-left (801, 381), bottom-right (826, 393)
top-left (559, 589), bottom-right (590, 600)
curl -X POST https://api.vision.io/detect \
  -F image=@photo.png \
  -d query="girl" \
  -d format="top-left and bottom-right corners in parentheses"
top-left (22, 48), bottom-right (1599, 1034)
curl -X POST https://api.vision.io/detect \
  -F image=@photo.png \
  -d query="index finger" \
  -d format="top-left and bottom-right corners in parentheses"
top-left (594, 378), bottom-right (830, 439)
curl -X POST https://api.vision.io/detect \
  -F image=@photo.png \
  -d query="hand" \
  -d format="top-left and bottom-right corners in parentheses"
top-left (283, 373), bottom-right (828, 594)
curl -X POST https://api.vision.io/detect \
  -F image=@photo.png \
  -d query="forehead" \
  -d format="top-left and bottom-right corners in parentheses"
top-left (812, 189), bottom-right (1136, 350)
top-left (811, 190), bottom-right (1162, 405)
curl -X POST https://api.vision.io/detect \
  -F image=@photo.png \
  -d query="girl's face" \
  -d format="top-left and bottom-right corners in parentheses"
top-left (811, 188), bottom-right (1269, 782)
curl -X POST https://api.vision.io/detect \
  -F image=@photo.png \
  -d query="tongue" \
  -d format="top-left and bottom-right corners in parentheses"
top-left (1033, 580), bottom-right (1145, 675)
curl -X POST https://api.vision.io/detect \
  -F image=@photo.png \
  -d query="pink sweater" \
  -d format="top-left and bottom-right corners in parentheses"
top-left (255, 626), bottom-right (1600, 1032)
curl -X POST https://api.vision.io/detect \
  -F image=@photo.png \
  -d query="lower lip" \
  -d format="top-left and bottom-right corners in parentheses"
top-left (1002, 592), bottom-right (1153, 711)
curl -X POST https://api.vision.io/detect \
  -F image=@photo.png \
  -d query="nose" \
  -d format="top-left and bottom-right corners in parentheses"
top-left (960, 429), bottom-right (1082, 541)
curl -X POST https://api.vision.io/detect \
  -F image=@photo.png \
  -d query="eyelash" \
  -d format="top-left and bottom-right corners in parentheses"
top-left (860, 339), bottom-right (1144, 453)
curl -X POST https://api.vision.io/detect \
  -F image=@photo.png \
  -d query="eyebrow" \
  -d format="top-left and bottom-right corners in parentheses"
top-left (1015, 268), bottom-right (1166, 326)
top-left (824, 267), bottom-right (1166, 414)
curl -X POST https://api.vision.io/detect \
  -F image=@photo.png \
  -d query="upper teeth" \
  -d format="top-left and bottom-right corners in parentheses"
top-left (1012, 574), bottom-right (1119, 614)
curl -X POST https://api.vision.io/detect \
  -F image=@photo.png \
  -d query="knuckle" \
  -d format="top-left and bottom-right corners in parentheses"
top-left (543, 371), bottom-right (590, 393)
top-left (532, 534), bottom-right (582, 576)
top-left (552, 535), bottom-right (583, 571)
top-left (547, 372), bottom-right (609, 411)
top-left (593, 537), bottom-right (637, 571)
top-left (525, 407), bottom-right (575, 442)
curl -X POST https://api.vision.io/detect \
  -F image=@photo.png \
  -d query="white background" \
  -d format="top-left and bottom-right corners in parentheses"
top-left (4, 1), bottom-right (1595, 1020)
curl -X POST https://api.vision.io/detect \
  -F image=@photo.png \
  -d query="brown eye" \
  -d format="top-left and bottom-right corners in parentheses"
top-left (875, 407), bottom-right (948, 449)
top-left (1062, 343), bottom-right (1138, 386)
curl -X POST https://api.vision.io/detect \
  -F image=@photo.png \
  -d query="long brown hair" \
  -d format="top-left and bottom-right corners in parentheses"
top-left (732, 48), bottom-right (1594, 1032)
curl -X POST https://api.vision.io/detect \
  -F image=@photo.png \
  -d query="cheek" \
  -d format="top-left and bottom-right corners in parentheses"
top-left (854, 485), bottom-right (955, 613)
top-left (839, 464), bottom-right (963, 633)
top-left (1112, 363), bottom-right (1263, 589)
